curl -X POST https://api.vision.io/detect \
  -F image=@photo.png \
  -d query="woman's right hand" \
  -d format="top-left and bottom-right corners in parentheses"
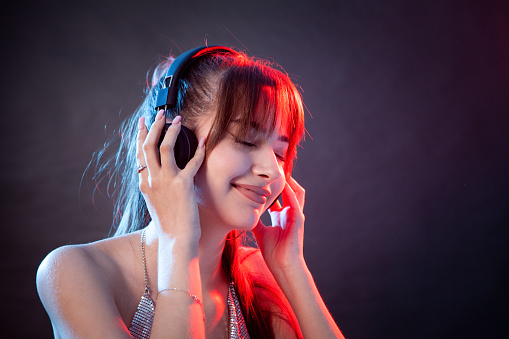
top-left (136, 110), bottom-right (206, 240)
top-left (138, 111), bottom-right (207, 337)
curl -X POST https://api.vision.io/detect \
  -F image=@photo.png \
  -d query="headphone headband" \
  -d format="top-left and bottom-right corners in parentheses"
top-left (154, 45), bottom-right (237, 111)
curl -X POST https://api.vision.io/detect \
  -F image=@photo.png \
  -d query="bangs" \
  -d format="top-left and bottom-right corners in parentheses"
top-left (207, 57), bottom-right (305, 175)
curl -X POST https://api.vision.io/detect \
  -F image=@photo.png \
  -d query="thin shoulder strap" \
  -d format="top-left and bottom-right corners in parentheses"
top-left (141, 228), bottom-right (150, 294)
top-left (228, 282), bottom-right (250, 338)
top-left (129, 228), bottom-right (155, 339)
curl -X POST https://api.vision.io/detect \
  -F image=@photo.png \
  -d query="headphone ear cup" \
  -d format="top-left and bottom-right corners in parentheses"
top-left (175, 125), bottom-right (199, 169)
top-left (158, 123), bottom-right (199, 169)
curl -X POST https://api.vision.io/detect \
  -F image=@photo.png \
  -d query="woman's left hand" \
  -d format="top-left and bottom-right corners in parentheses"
top-left (253, 176), bottom-right (306, 274)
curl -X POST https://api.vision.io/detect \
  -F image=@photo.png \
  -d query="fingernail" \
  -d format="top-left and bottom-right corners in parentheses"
top-left (138, 117), bottom-right (145, 129)
top-left (198, 137), bottom-right (206, 148)
top-left (172, 115), bottom-right (182, 124)
top-left (156, 110), bottom-right (165, 120)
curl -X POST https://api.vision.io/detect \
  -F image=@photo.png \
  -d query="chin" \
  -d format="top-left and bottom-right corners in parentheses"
top-left (227, 206), bottom-right (264, 231)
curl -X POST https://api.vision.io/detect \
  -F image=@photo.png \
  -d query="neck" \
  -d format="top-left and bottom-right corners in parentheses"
top-left (198, 223), bottom-right (230, 291)
top-left (196, 205), bottom-right (242, 290)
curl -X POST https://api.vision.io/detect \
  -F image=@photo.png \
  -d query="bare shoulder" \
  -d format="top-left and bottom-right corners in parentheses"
top-left (36, 235), bottom-right (139, 338)
top-left (37, 244), bottom-right (99, 300)
top-left (36, 241), bottom-right (118, 300)
top-left (36, 235), bottom-right (136, 298)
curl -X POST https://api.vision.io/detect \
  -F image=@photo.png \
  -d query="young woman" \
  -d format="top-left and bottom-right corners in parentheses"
top-left (36, 46), bottom-right (344, 339)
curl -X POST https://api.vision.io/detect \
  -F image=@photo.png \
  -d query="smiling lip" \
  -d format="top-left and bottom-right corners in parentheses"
top-left (232, 183), bottom-right (270, 205)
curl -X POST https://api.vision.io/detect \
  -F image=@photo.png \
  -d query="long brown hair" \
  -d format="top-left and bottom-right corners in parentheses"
top-left (89, 47), bottom-right (305, 337)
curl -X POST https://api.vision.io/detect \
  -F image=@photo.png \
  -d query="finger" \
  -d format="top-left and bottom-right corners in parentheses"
top-left (159, 115), bottom-right (183, 175)
top-left (180, 136), bottom-right (206, 177)
top-left (253, 219), bottom-right (266, 238)
top-left (142, 110), bottom-right (166, 174)
top-left (267, 198), bottom-right (282, 213)
top-left (281, 180), bottom-right (302, 212)
top-left (287, 176), bottom-right (305, 210)
top-left (136, 117), bottom-right (149, 183)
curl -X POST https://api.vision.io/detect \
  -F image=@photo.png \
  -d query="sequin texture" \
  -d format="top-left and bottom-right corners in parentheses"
top-left (128, 292), bottom-right (155, 339)
top-left (129, 229), bottom-right (250, 338)
top-left (228, 282), bottom-right (250, 339)
top-left (129, 284), bottom-right (250, 339)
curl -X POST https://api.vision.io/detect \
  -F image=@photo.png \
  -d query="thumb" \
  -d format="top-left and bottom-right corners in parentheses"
top-left (253, 219), bottom-right (266, 239)
top-left (182, 137), bottom-right (206, 177)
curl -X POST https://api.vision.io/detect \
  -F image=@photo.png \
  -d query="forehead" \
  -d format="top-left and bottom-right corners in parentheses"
top-left (244, 89), bottom-right (291, 134)
top-left (216, 74), bottom-right (298, 149)
top-left (230, 118), bottom-right (289, 142)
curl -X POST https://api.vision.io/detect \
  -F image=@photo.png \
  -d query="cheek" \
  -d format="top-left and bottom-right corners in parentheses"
top-left (274, 163), bottom-right (287, 194)
top-left (208, 146), bottom-right (249, 177)
top-left (271, 175), bottom-right (286, 199)
top-left (277, 176), bottom-right (286, 192)
top-left (276, 163), bottom-right (286, 189)
top-left (195, 143), bottom-right (250, 191)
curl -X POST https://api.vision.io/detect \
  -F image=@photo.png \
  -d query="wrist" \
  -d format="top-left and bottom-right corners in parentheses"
top-left (158, 234), bottom-right (199, 258)
top-left (271, 255), bottom-right (308, 281)
top-left (156, 236), bottom-right (202, 293)
top-left (158, 229), bottom-right (200, 245)
top-left (152, 213), bottom-right (202, 241)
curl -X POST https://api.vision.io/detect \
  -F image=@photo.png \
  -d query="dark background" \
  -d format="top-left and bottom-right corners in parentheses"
top-left (1, 0), bottom-right (508, 337)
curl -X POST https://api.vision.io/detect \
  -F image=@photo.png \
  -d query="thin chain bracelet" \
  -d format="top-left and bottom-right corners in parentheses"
top-left (157, 288), bottom-right (205, 321)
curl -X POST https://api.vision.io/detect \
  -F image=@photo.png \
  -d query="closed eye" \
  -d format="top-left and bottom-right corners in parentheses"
top-left (275, 153), bottom-right (286, 162)
top-left (234, 137), bottom-right (256, 148)
top-left (235, 137), bottom-right (285, 161)
top-left (230, 131), bottom-right (287, 162)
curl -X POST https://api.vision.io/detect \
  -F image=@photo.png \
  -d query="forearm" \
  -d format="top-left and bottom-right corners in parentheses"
top-left (150, 236), bottom-right (205, 338)
top-left (273, 257), bottom-right (344, 339)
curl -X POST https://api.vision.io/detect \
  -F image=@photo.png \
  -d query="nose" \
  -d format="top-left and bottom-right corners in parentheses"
top-left (252, 145), bottom-right (283, 182)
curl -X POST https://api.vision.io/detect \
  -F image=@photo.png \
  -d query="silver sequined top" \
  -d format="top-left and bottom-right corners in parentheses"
top-left (129, 230), bottom-right (250, 339)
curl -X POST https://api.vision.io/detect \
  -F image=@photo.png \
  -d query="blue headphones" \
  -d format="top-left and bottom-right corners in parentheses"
top-left (155, 45), bottom-right (237, 111)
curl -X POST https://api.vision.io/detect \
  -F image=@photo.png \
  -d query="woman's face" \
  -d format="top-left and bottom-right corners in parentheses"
top-left (192, 113), bottom-right (288, 233)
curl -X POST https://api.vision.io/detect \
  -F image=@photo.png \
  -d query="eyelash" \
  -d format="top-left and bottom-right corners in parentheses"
top-left (275, 153), bottom-right (286, 162)
top-left (233, 137), bottom-right (286, 162)
top-left (234, 137), bottom-right (256, 148)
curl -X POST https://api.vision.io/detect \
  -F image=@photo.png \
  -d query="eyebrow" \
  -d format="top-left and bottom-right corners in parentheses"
top-left (230, 119), bottom-right (289, 142)
top-left (278, 135), bottom-right (289, 142)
